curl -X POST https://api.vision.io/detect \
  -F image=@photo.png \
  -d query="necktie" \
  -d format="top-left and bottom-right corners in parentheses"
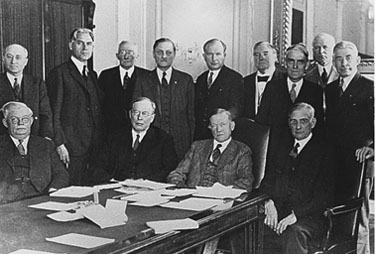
top-left (133, 134), bottom-right (140, 151)
top-left (207, 72), bottom-right (214, 89)
top-left (13, 78), bottom-right (21, 98)
top-left (289, 143), bottom-right (300, 159)
top-left (211, 144), bottom-right (222, 163)
top-left (17, 139), bottom-right (26, 156)
top-left (338, 78), bottom-right (344, 97)
top-left (257, 76), bottom-right (269, 82)
top-left (290, 83), bottom-right (297, 103)
top-left (82, 65), bottom-right (88, 80)
top-left (321, 68), bottom-right (328, 84)
top-left (123, 72), bottom-right (130, 89)
top-left (161, 72), bottom-right (168, 86)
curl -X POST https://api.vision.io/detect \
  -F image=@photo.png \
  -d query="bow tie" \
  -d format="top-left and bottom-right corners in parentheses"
top-left (257, 76), bottom-right (269, 82)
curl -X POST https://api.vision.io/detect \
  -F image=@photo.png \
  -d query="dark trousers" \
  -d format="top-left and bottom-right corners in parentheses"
top-left (68, 154), bottom-right (90, 186)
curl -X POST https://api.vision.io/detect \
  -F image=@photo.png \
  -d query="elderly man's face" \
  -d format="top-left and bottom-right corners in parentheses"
top-left (130, 100), bottom-right (155, 133)
top-left (203, 41), bottom-right (226, 71)
top-left (288, 108), bottom-right (316, 141)
top-left (116, 42), bottom-right (137, 70)
top-left (2, 106), bottom-right (34, 140)
top-left (312, 36), bottom-right (335, 66)
top-left (253, 44), bottom-right (278, 73)
top-left (3, 45), bottom-right (28, 76)
top-left (333, 47), bottom-right (360, 78)
top-left (153, 41), bottom-right (175, 71)
top-left (69, 32), bottom-right (94, 62)
top-left (286, 49), bottom-right (308, 82)
top-left (209, 112), bottom-right (235, 142)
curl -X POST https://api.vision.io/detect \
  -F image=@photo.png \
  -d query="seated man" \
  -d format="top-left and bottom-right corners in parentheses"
top-left (260, 102), bottom-right (336, 254)
top-left (90, 97), bottom-right (178, 184)
top-left (168, 108), bottom-right (254, 192)
top-left (0, 101), bottom-right (69, 204)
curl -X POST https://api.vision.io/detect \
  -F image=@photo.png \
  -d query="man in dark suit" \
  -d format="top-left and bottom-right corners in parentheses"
top-left (195, 39), bottom-right (244, 141)
top-left (0, 44), bottom-right (53, 139)
top-left (90, 97), bottom-right (178, 184)
top-left (46, 28), bottom-right (105, 185)
top-left (256, 43), bottom-right (324, 172)
top-left (98, 41), bottom-right (149, 134)
top-left (0, 102), bottom-right (69, 204)
top-left (261, 102), bottom-right (336, 254)
top-left (168, 108), bottom-right (254, 192)
top-left (134, 38), bottom-right (195, 160)
top-left (243, 41), bottom-right (285, 119)
top-left (325, 41), bottom-right (374, 254)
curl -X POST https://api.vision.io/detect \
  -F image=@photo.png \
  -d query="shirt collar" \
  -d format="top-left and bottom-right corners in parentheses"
top-left (213, 137), bottom-right (232, 153)
top-left (257, 66), bottom-right (276, 77)
top-left (6, 72), bottom-right (23, 88)
top-left (287, 77), bottom-right (303, 95)
top-left (208, 68), bottom-right (221, 83)
top-left (317, 63), bottom-right (332, 76)
top-left (70, 56), bottom-right (86, 74)
top-left (294, 133), bottom-right (312, 153)
top-left (120, 65), bottom-right (135, 78)
top-left (157, 67), bottom-right (172, 84)
top-left (10, 135), bottom-right (30, 155)
top-left (132, 128), bottom-right (148, 143)
top-left (341, 72), bottom-right (356, 91)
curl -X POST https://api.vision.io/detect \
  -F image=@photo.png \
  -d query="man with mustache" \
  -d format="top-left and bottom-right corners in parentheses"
top-left (90, 97), bottom-right (178, 184)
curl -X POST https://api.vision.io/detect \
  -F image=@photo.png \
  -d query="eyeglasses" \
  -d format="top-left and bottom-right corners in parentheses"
top-left (288, 118), bottom-right (311, 126)
top-left (7, 116), bottom-right (33, 125)
top-left (209, 122), bottom-right (228, 129)
top-left (118, 50), bottom-right (135, 56)
top-left (131, 110), bottom-right (153, 118)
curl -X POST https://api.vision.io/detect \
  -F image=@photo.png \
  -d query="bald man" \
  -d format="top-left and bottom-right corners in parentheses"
top-left (0, 44), bottom-right (53, 139)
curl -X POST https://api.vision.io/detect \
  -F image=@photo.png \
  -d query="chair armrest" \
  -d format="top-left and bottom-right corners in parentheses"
top-left (324, 197), bottom-right (364, 217)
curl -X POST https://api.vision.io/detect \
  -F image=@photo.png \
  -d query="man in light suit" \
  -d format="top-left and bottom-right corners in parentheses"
top-left (0, 102), bottom-right (69, 204)
top-left (168, 108), bottom-right (254, 192)
top-left (98, 41), bottom-right (149, 134)
top-left (195, 39), bottom-right (244, 141)
top-left (0, 44), bottom-right (53, 139)
top-left (134, 38), bottom-right (195, 160)
top-left (90, 97), bottom-right (178, 184)
top-left (325, 41), bottom-right (374, 254)
top-left (46, 28), bottom-right (105, 185)
top-left (243, 41), bottom-right (286, 119)
top-left (256, 43), bottom-right (324, 173)
top-left (261, 103), bottom-right (336, 254)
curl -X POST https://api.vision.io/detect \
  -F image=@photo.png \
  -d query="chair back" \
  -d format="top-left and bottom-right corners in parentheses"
top-left (232, 118), bottom-right (270, 189)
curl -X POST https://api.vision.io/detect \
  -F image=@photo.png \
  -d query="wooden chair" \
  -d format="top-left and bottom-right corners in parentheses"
top-left (312, 160), bottom-right (368, 254)
top-left (232, 118), bottom-right (270, 189)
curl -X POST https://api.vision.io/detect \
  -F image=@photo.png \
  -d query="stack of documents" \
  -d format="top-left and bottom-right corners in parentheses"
top-left (146, 218), bottom-right (199, 234)
top-left (194, 183), bottom-right (247, 199)
top-left (46, 233), bottom-right (114, 249)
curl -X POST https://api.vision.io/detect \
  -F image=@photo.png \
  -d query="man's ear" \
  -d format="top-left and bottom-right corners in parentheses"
top-left (2, 118), bottom-right (8, 129)
top-left (230, 121), bottom-right (235, 131)
top-left (311, 117), bottom-right (317, 129)
top-left (150, 114), bottom-right (155, 124)
top-left (68, 42), bottom-right (73, 51)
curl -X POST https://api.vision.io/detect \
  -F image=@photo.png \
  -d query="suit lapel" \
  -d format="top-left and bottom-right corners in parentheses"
top-left (216, 139), bottom-right (235, 173)
top-left (200, 140), bottom-right (213, 166)
top-left (0, 74), bottom-right (16, 101)
top-left (2, 136), bottom-right (16, 171)
top-left (150, 70), bottom-right (162, 116)
top-left (22, 74), bottom-right (34, 106)
top-left (137, 128), bottom-right (156, 160)
top-left (342, 72), bottom-right (360, 98)
top-left (68, 60), bottom-right (90, 94)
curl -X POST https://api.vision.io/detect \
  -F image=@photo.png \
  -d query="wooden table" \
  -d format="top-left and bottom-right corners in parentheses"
top-left (0, 190), bottom-right (267, 254)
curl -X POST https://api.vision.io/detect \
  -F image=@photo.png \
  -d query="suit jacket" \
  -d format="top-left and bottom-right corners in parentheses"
top-left (46, 59), bottom-right (105, 156)
top-left (98, 65), bottom-right (149, 132)
top-left (195, 65), bottom-right (244, 140)
top-left (260, 136), bottom-right (336, 220)
top-left (243, 68), bottom-right (286, 119)
top-left (133, 68), bottom-right (195, 159)
top-left (326, 72), bottom-right (374, 177)
top-left (167, 139), bottom-right (254, 191)
top-left (90, 126), bottom-right (178, 184)
top-left (0, 135), bottom-right (69, 204)
top-left (0, 73), bottom-right (53, 138)
top-left (304, 62), bottom-right (339, 88)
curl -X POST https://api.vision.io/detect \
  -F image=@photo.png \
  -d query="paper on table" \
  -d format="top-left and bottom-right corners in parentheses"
top-left (129, 196), bottom-right (172, 207)
top-left (161, 188), bottom-right (197, 197)
top-left (47, 211), bottom-right (84, 222)
top-left (94, 183), bottom-right (122, 190)
top-left (8, 249), bottom-right (66, 254)
top-left (46, 233), bottom-right (114, 249)
top-left (160, 197), bottom-right (223, 211)
top-left (50, 186), bottom-right (95, 198)
top-left (194, 182), bottom-right (247, 199)
top-left (119, 179), bottom-right (175, 190)
top-left (124, 190), bottom-right (173, 207)
top-left (146, 218), bottom-right (199, 234)
top-left (28, 201), bottom-right (81, 211)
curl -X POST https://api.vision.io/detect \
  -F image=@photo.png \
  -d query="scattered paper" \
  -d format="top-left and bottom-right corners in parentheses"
top-left (123, 190), bottom-right (173, 207)
top-left (146, 218), bottom-right (199, 234)
top-left (46, 233), bottom-right (114, 249)
top-left (94, 183), bottom-right (122, 190)
top-left (114, 186), bottom-right (152, 195)
top-left (161, 197), bottom-right (223, 211)
top-left (50, 186), bottom-right (95, 198)
top-left (29, 201), bottom-right (80, 211)
top-left (162, 188), bottom-right (197, 197)
top-left (8, 250), bottom-right (65, 254)
top-left (47, 211), bottom-right (84, 222)
top-left (194, 183), bottom-right (247, 199)
top-left (119, 179), bottom-right (175, 190)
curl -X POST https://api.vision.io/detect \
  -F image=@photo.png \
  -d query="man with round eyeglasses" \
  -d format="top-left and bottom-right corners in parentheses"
top-left (89, 97), bottom-right (178, 184)
top-left (0, 101), bottom-right (68, 204)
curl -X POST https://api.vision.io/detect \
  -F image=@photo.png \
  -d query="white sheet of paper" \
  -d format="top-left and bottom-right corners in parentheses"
top-left (28, 201), bottom-right (79, 211)
top-left (46, 233), bottom-right (114, 249)
top-left (146, 218), bottom-right (199, 234)
top-left (119, 179), bottom-right (175, 190)
top-left (160, 197), bottom-right (223, 211)
top-left (161, 188), bottom-right (197, 197)
top-left (50, 186), bottom-right (95, 198)
top-left (47, 211), bottom-right (84, 222)
top-left (194, 183), bottom-right (247, 199)
top-left (94, 183), bottom-right (122, 190)
top-left (129, 197), bottom-right (171, 207)
top-left (122, 190), bottom-right (164, 202)
top-left (8, 249), bottom-right (65, 254)
top-left (105, 199), bottom-right (128, 221)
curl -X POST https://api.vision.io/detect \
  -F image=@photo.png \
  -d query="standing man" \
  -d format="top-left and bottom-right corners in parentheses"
top-left (195, 39), bottom-right (243, 140)
top-left (98, 41), bottom-right (149, 133)
top-left (134, 38), bottom-right (195, 160)
top-left (325, 41), bottom-right (374, 254)
top-left (0, 44), bottom-right (53, 139)
top-left (46, 28), bottom-right (105, 185)
top-left (243, 41), bottom-right (285, 119)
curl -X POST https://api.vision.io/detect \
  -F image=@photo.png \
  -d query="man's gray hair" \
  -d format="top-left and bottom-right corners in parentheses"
top-left (203, 39), bottom-right (227, 53)
top-left (131, 97), bottom-right (157, 114)
top-left (209, 108), bottom-right (233, 121)
top-left (3, 44), bottom-right (28, 58)
top-left (70, 28), bottom-right (94, 42)
top-left (333, 41), bottom-right (358, 57)
top-left (288, 102), bottom-right (315, 119)
top-left (1, 101), bottom-right (33, 119)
